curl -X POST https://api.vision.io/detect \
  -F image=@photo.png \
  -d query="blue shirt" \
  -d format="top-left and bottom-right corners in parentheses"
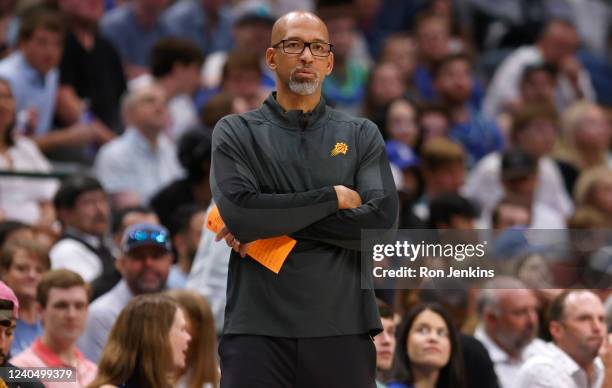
top-left (94, 127), bottom-right (184, 205)
top-left (449, 109), bottom-right (503, 167)
top-left (386, 383), bottom-right (414, 388)
top-left (11, 318), bottom-right (43, 357)
top-left (161, 1), bottom-right (233, 57)
top-left (100, 4), bottom-right (171, 67)
top-left (0, 52), bottom-right (58, 135)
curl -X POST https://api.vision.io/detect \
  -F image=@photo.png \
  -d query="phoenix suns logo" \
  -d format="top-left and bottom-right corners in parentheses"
top-left (331, 142), bottom-right (348, 156)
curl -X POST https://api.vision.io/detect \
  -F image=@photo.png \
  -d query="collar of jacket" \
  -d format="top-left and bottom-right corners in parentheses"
top-left (260, 92), bottom-right (329, 131)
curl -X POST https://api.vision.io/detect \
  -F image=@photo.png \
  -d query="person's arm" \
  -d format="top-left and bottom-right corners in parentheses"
top-left (290, 120), bottom-right (399, 250)
top-left (211, 117), bottom-right (344, 243)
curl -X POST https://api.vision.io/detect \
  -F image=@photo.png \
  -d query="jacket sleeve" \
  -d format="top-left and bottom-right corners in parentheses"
top-left (290, 120), bottom-right (399, 250)
top-left (211, 116), bottom-right (340, 243)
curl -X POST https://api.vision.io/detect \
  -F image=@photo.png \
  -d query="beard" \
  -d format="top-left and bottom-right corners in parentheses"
top-left (288, 67), bottom-right (320, 95)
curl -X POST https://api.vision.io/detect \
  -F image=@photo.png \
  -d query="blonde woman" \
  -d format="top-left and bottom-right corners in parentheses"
top-left (88, 294), bottom-right (191, 388)
top-left (166, 290), bottom-right (220, 388)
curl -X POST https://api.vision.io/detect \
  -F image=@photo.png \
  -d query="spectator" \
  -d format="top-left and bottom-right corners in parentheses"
top-left (499, 149), bottom-right (566, 228)
top-left (504, 64), bottom-right (556, 117)
top-left (573, 167), bottom-right (612, 223)
top-left (0, 8), bottom-right (104, 165)
top-left (0, 280), bottom-right (44, 387)
top-left (161, 0), bottom-right (232, 58)
top-left (88, 294), bottom-right (190, 387)
top-left (0, 78), bottom-right (58, 226)
top-left (0, 240), bottom-right (49, 356)
top-left (132, 37), bottom-right (204, 141)
top-left (484, 20), bottom-right (595, 118)
top-left (491, 196), bottom-right (532, 230)
top-left (464, 103), bottom-right (573, 228)
top-left (380, 34), bottom-right (418, 97)
top-left (166, 289), bottom-right (219, 388)
top-left (0, 1), bottom-right (16, 59)
top-left (432, 53), bottom-right (503, 166)
top-left (50, 175), bottom-right (114, 286)
top-left (100, 0), bottom-right (171, 79)
top-left (388, 303), bottom-right (466, 388)
top-left (166, 205), bottom-right (206, 288)
top-left (150, 128), bottom-right (212, 229)
top-left (428, 193), bottom-right (477, 230)
top-left (185, 203), bottom-right (231, 335)
top-left (94, 84), bottom-right (183, 208)
top-left (413, 12), bottom-right (481, 108)
top-left (475, 278), bottom-right (546, 388)
top-left (374, 299), bottom-right (397, 388)
top-left (199, 91), bottom-right (247, 131)
top-left (201, 10), bottom-right (275, 89)
top-left (10, 270), bottom-right (97, 387)
top-left (416, 103), bottom-right (451, 143)
top-left (517, 290), bottom-right (606, 388)
top-left (555, 101), bottom-right (612, 174)
top-left (319, 4), bottom-right (369, 115)
top-left (220, 51), bottom-right (267, 111)
top-left (386, 98), bottom-right (419, 149)
top-left (412, 138), bottom-right (466, 222)
top-left (78, 223), bottom-right (174, 363)
top-left (56, 0), bottom-right (126, 134)
top-left (385, 139), bottom-right (420, 194)
top-left (362, 61), bottom-right (406, 136)
top-left (0, 222), bottom-right (33, 250)
top-left (418, 279), bottom-right (501, 388)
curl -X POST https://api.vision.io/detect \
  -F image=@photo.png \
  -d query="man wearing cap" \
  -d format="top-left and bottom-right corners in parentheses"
top-left (211, 11), bottom-right (397, 387)
top-left (78, 223), bottom-right (174, 363)
top-left (0, 281), bottom-right (44, 388)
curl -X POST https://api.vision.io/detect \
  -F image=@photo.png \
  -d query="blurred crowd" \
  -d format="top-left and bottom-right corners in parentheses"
top-left (0, 0), bottom-right (608, 387)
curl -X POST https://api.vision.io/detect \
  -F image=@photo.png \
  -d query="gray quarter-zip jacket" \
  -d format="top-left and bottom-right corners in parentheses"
top-left (211, 92), bottom-right (398, 337)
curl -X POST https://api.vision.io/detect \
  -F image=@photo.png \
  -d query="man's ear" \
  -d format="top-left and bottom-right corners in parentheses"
top-left (265, 48), bottom-right (277, 71)
top-left (115, 257), bottom-right (125, 274)
top-left (325, 52), bottom-right (334, 75)
top-left (549, 320), bottom-right (562, 340)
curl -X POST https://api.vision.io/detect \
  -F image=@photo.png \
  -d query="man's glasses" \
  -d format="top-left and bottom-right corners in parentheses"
top-left (273, 39), bottom-right (333, 57)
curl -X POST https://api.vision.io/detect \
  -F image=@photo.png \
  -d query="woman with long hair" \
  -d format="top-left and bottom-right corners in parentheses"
top-left (166, 289), bottom-right (220, 388)
top-left (88, 294), bottom-right (191, 388)
top-left (388, 303), bottom-right (465, 388)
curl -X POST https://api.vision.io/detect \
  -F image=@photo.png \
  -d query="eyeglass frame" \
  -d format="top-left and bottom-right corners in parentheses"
top-left (272, 39), bottom-right (334, 57)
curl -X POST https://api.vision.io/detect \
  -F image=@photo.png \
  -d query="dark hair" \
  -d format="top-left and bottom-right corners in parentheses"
top-left (221, 51), bottom-right (261, 84)
top-left (169, 204), bottom-right (206, 237)
top-left (394, 303), bottom-right (465, 388)
top-left (431, 53), bottom-right (472, 80)
top-left (491, 195), bottom-right (532, 228)
top-left (200, 92), bottom-right (235, 129)
top-left (377, 298), bottom-right (394, 320)
top-left (0, 221), bottom-right (30, 248)
top-left (0, 79), bottom-right (15, 147)
top-left (428, 193), bottom-right (477, 228)
top-left (36, 269), bottom-right (89, 308)
top-left (18, 8), bottom-right (64, 42)
top-left (511, 103), bottom-right (558, 141)
top-left (53, 175), bottom-right (104, 211)
top-left (111, 206), bottom-right (155, 235)
top-left (177, 128), bottom-right (212, 181)
top-left (150, 37), bottom-right (204, 78)
top-left (520, 64), bottom-right (556, 86)
top-left (548, 289), bottom-right (573, 323)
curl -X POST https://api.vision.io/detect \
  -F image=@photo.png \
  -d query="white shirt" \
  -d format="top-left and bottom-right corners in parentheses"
top-left (475, 325), bottom-right (548, 388)
top-left (516, 342), bottom-right (604, 388)
top-left (50, 230), bottom-right (106, 282)
top-left (462, 152), bottom-right (573, 228)
top-left (483, 46), bottom-right (595, 118)
top-left (0, 136), bottom-right (58, 224)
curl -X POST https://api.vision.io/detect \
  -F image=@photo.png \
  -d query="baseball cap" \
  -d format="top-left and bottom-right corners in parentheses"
top-left (121, 223), bottom-right (172, 254)
top-left (501, 149), bottom-right (537, 180)
top-left (386, 140), bottom-right (419, 170)
top-left (0, 281), bottom-right (18, 324)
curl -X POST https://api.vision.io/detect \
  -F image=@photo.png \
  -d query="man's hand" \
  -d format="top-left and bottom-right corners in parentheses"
top-left (334, 185), bottom-right (362, 209)
top-left (215, 226), bottom-right (250, 257)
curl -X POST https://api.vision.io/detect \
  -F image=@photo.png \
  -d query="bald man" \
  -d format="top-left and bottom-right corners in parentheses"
top-left (211, 11), bottom-right (398, 388)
